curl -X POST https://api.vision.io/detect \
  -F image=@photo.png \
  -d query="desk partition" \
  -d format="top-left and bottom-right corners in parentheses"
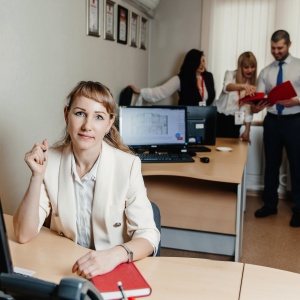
top-left (142, 138), bottom-right (248, 261)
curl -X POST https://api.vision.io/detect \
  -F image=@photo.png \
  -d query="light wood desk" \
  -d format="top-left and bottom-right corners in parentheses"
top-left (141, 138), bottom-right (248, 261)
top-left (5, 215), bottom-right (300, 300)
top-left (240, 264), bottom-right (300, 300)
top-left (5, 215), bottom-right (243, 299)
top-left (5, 215), bottom-right (89, 283)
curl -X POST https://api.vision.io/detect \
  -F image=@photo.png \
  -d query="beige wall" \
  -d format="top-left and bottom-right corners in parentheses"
top-left (0, 0), bottom-right (205, 214)
top-left (148, 0), bottom-right (203, 105)
top-left (0, 0), bottom-right (150, 214)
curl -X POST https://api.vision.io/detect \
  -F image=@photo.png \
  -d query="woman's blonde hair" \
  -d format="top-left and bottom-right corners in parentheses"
top-left (236, 51), bottom-right (257, 86)
top-left (54, 81), bottom-right (133, 154)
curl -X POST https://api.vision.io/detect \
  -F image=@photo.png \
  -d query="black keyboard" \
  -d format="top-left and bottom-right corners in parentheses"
top-left (137, 153), bottom-right (195, 163)
top-left (186, 145), bottom-right (211, 152)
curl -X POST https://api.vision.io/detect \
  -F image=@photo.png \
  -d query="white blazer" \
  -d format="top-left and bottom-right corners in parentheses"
top-left (39, 141), bottom-right (160, 253)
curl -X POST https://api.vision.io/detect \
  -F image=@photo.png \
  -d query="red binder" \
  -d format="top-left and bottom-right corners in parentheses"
top-left (91, 263), bottom-right (151, 300)
top-left (239, 81), bottom-right (297, 106)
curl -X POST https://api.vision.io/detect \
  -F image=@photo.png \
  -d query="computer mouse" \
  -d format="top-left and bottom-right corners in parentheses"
top-left (200, 157), bottom-right (210, 163)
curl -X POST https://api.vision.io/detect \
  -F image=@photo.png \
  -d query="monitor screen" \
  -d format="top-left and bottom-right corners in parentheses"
top-left (119, 106), bottom-right (187, 152)
top-left (186, 106), bottom-right (217, 145)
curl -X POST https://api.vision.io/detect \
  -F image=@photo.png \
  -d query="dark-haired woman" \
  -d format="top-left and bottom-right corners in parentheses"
top-left (130, 49), bottom-right (215, 106)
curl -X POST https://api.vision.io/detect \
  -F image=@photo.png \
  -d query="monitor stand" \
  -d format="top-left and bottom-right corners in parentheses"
top-left (179, 148), bottom-right (197, 157)
top-left (186, 145), bottom-right (212, 152)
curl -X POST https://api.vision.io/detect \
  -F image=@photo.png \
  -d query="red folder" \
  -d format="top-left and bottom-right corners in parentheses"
top-left (91, 263), bottom-right (151, 300)
top-left (239, 81), bottom-right (297, 106)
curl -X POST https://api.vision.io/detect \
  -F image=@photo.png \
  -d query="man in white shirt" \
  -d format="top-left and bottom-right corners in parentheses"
top-left (254, 30), bottom-right (300, 227)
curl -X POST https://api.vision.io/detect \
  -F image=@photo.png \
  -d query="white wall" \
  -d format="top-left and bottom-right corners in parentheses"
top-left (0, 0), bottom-right (265, 215)
top-left (147, 0), bottom-right (203, 105)
top-left (0, 0), bottom-right (150, 214)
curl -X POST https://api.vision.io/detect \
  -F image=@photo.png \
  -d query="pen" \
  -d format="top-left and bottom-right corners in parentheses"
top-left (118, 281), bottom-right (128, 300)
top-left (43, 149), bottom-right (47, 162)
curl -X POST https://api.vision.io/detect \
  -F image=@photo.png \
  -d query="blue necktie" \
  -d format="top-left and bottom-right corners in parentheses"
top-left (276, 61), bottom-right (284, 115)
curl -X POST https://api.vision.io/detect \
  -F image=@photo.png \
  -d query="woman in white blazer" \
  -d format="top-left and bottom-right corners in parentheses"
top-left (13, 81), bottom-right (160, 278)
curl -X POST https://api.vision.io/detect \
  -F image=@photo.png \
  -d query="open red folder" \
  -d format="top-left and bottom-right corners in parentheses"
top-left (239, 81), bottom-right (297, 106)
top-left (92, 263), bottom-right (151, 300)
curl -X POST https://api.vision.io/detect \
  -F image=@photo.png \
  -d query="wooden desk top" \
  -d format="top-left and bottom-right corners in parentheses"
top-left (5, 215), bottom-right (89, 283)
top-left (240, 264), bottom-right (300, 300)
top-left (5, 215), bottom-right (300, 299)
top-left (141, 138), bottom-right (248, 184)
top-left (135, 257), bottom-right (243, 299)
top-left (4, 215), bottom-right (243, 299)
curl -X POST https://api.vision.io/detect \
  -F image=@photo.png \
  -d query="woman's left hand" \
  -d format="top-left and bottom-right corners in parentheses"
top-left (240, 131), bottom-right (251, 144)
top-left (72, 247), bottom-right (127, 279)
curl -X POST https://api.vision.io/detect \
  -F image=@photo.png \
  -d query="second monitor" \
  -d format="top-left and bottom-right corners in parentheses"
top-left (185, 106), bottom-right (217, 147)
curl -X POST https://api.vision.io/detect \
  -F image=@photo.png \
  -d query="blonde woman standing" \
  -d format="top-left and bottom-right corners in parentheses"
top-left (215, 51), bottom-right (258, 143)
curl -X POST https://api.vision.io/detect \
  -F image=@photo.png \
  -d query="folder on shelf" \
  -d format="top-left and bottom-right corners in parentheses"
top-left (92, 262), bottom-right (152, 300)
top-left (239, 81), bottom-right (297, 106)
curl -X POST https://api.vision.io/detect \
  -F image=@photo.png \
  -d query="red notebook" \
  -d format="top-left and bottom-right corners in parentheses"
top-left (239, 80), bottom-right (297, 105)
top-left (91, 263), bottom-right (152, 300)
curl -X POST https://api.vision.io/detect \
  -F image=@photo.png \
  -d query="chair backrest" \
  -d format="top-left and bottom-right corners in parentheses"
top-left (44, 201), bottom-right (161, 255)
top-left (119, 86), bottom-right (133, 106)
top-left (150, 201), bottom-right (161, 256)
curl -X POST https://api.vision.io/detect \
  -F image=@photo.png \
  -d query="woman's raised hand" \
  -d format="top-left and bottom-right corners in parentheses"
top-left (24, 139), bottom-right (48, 176)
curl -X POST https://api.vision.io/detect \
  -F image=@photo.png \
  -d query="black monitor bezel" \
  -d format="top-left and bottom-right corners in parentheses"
top-left (0, 199), bottom-right (14, 274)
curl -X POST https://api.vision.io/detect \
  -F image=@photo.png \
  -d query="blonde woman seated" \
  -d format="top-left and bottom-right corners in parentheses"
top-left (13, 81), bottom-right (160, 279)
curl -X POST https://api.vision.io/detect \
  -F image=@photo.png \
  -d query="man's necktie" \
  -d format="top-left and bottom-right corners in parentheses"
top-left (276, 61), bottom-right (284, 115)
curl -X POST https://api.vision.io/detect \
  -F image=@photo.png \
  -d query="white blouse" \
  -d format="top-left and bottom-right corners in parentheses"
top-left (215, 70), bottom-right (253, 122)
top-left (71, 154), bottom-right (100, 249)
top-left (136, 75), bottom-right (208, 106)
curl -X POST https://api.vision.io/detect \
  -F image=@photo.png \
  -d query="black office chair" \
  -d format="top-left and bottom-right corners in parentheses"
top-left (44, 202), bottom-right (161, 255)
top-left (119, 86), bottom-right (134, 106)
top-left (150, 201), bottom-right (161, 256)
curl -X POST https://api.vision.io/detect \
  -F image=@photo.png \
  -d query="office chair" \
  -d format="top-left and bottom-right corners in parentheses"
top-left (43, 202), bottom-right (161, 255)
top-left (150, 201), bottom-right (161, 256)
top-left (119, 86), bottom-right (133, 106)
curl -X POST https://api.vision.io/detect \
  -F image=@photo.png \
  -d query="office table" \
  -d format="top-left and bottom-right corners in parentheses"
top-left (5, 215), bottom-right (300, 299)
top-left (141, 138), bottom-right (248, 261)
top-left (239, 263), bottom-right (300, 300)
top-left (4, 215), bottom-right (243, 299)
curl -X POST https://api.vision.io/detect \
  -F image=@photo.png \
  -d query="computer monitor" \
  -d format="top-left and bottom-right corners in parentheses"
top-left (0, 199), bottom-right (13, 274)
top-left (185, 106), bottom-right (217, 146)
top-left (119, 106), bottom-right (187, 153)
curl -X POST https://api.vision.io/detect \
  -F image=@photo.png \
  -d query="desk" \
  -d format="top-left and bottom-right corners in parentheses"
top-left (5, 215), bottom-right (89, 284)
top-left (4, 215), bottom-right (244, 299)
top-left (240, 264), bottom-right (300, 300)
top-left (142, 138), bottom-right (248, 261)
top-left (5, 215), bottom-right (300, 299)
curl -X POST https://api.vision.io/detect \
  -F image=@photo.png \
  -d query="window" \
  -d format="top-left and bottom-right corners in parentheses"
top-left (201, 0), bottom-right (300, 121)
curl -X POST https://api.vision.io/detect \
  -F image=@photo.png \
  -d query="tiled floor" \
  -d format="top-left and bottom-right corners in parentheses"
top-left (161, 195), bottom-right (300, 274)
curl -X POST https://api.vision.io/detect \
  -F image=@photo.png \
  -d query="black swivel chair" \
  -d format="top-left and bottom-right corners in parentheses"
top-left (119, 86), bottom-right (134, 106)
top-left (150, 201), bottom-right (161, 256)
top-left (43, 201), bottom-right (161, 255)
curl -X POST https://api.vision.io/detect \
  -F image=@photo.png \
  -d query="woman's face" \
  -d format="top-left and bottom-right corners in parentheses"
top-left (196, 56), bottom-right (206, 75)
top-left (242, 63), bottom-right (256, 80)
top-left (65, 95), bottom-right (114, 153)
